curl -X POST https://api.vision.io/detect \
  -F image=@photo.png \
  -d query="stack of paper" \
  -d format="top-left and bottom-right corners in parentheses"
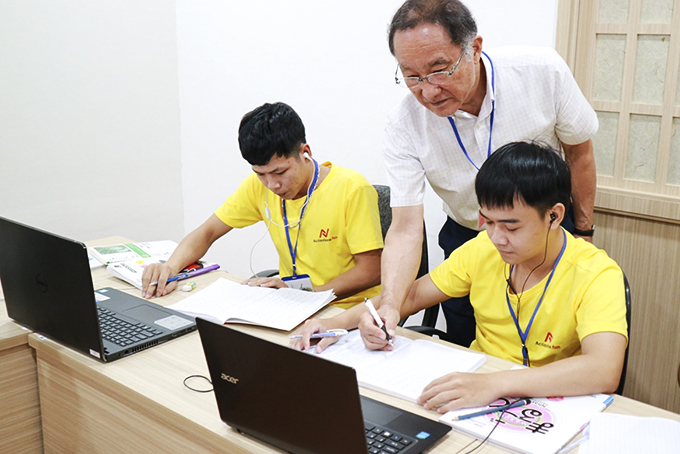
top-left (106, 257), bottom-right (167, 290)
top-left (88, 240), bottom-right (178, 265)
top-left (168, 277), bottom-right (335, 331)
top-left (579, 412), bottom-right (680, 453)
top-left (310, 330), bottom-right (486, 402)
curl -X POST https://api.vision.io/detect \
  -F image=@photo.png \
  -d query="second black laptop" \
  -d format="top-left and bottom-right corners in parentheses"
top-left (197, 318), bottom-right (451, 454)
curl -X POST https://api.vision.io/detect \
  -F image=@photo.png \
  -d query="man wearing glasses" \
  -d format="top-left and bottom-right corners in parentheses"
top-left (379, 0), bottom-right (598, 347)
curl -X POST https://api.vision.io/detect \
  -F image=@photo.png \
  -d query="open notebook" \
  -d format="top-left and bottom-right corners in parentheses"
top-left (168, 277), bottom-right (334, 331)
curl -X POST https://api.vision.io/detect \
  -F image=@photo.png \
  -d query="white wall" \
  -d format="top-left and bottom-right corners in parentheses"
top-left (0, 0), bottom-right (558, 295)
top-left (176, 0), bottom-right (559, 278)
top-left (0, 1), bottom-right (184, 242)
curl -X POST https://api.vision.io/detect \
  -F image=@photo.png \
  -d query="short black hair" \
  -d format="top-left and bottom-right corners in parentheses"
top-left (388, 0), bottom-right (477, 55)
top-left (475, 141), bottom-right (571, 217)
top-left (238, 102), bottom-right (306, 166)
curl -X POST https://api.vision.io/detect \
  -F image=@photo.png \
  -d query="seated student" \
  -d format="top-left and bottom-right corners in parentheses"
top-left (142, 102), bottom-right (383, 308)
top-left (292, 141), bottom-right (628, 411)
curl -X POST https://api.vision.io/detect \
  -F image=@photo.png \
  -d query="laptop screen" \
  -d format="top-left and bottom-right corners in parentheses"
top-left (197, 318), bottom-right (451, 454)
top-left (198, 318), bottom-right (368, 454)
top-left (0, 216), bottom-right (103, 356)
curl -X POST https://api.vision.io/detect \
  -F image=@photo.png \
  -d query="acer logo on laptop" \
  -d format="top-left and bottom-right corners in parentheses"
top-left (221, 373), bottom-right (239, 384)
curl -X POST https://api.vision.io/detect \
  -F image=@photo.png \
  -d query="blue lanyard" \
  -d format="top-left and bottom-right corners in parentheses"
top-left (282, 159), bottom-right (319, 277)
top-left (447, 51), bottom-right (495, 171)
top-left (505, 229), bottom-right (567, 366)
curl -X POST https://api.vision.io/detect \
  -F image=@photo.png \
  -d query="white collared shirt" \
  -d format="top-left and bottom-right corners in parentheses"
top-left (383, 46), bottom-right (598, 230)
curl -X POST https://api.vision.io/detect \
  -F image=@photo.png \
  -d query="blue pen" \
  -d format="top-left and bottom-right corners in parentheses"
top-left (451, 398), bottom-right (531, 421)
top-left (289, 329), bottom-right (348, 339)
top-left (150, 264), bottom-right (220, 286)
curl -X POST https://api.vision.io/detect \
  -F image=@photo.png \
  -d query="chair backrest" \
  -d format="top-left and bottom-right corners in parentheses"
top-left (616, 272), bottom-right (632, 395)
top-left (373, 185), bottom-right (435, 327)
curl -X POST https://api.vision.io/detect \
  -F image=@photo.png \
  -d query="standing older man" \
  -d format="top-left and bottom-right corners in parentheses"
top-left (380, 0), bottom-right (598, 346)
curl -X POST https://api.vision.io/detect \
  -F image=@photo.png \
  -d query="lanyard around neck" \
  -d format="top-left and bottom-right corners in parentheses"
top-left (282, 159), bottom-right (319, 277)
top-left (505, 229), bottom-right (567, 366)
top-left (447, 51), bottom-right (495, 171)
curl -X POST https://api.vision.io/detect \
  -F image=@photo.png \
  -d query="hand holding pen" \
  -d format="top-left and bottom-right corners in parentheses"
top-left (143, 263), bottom-right (220, 298)
top-left (149, 264), bottom-right (220, 286)
top-left (364, 298), bottom-right (394, 347)
top-left (289, 319), bottom-right (345, 353)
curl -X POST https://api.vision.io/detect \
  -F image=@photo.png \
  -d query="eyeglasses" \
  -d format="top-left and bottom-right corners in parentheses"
top-left (394, 49), bottom-right (466, 89)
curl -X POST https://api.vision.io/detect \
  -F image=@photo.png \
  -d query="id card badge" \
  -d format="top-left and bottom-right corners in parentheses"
top-left (281, 274), bottom-right (313, 292)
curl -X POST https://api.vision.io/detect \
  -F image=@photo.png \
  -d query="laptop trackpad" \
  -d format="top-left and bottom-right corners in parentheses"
top-left (122, 305), bottom-right (193, 330)
top-left (361, 397), bottom-right (402, 426)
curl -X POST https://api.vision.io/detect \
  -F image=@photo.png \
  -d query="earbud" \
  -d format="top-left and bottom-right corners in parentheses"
top-left (549, 213), bottom-right (556, 223)
top-left (303, 152), bottom-right (311, 161)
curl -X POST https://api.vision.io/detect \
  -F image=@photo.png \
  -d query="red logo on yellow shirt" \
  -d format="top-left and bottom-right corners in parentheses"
top-left (314, 228), bottom-right (337, 243)
top-left (536, 332), bottom-right (561, 350)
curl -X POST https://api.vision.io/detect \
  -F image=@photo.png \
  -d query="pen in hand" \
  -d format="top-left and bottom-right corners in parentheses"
top-left (289, 329), bottom-right (348, 340)
top-left (149, 264), bottom-right (220, 286)
top-left (364, 298), bottom-right (393, 346)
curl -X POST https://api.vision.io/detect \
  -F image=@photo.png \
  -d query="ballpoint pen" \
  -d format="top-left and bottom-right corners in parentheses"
top-left (149, 264), bottom-right (220, 286)
top-left (364, 298), bottom-right (393, 345)
top-left (451, 398), bottom-right (532, 421)
top-left (289, 329), bottom-right (349, 339)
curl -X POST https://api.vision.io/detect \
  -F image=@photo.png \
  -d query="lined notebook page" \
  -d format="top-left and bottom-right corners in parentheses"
top-left (310, 330), bottom-right (485, 402)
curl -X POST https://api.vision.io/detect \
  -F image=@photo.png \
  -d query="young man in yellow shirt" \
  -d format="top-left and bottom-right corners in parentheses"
top-left (142, 102), bottom-right (383, 307)
top-left (293, 141), bottom-right (627, 411)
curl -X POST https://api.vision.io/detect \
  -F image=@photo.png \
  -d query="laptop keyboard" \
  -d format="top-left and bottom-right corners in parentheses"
top-left (97, 307), bottom-right (162, 347)
top-left (365, 423), bottom-right (414, 454)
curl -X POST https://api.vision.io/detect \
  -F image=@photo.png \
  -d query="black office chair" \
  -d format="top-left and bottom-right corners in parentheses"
top-left (372, 185), bottom-right (436, 328)
top-left (616, 272), bottom-right (632, 395)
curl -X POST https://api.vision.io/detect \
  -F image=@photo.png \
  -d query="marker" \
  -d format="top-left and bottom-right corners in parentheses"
top-left (364, 298), bottom-right (393, 346)
top-left (289, 329), bottom-right (348, 340)
top-left (149, 264), bottom-right (220, 286)
top-left (451, 398), bottom-right (532, 421)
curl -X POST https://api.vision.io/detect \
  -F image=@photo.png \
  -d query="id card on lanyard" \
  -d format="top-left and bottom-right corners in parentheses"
top-left (281, 274), bottom-right (313, 291)
top-left (281, 159), bottom-right (319, 291)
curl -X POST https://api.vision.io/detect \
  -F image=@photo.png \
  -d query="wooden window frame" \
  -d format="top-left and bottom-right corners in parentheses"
top-left (557, 0), bottom-right (680, 224)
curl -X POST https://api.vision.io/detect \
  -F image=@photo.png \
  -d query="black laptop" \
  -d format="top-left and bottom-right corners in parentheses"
top-left (0, 216), bottom-right (196, 362)
top-left (197, 318), bottom-right (451, 454)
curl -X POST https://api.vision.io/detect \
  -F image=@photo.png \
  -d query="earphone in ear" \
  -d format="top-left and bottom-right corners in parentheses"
top-left (303, 152), bottom-right (311, 161)
top-left (549, 213), bottom-right (556, 223)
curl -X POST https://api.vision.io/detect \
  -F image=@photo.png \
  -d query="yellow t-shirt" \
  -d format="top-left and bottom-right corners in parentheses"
top-left (215, 162), bottom-right (383, 306)
top-left (429, 230), bottom-right (627, 367)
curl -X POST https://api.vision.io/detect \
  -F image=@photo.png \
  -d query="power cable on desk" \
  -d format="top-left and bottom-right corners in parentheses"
top-left (183, 374), bottom-right (213, 393)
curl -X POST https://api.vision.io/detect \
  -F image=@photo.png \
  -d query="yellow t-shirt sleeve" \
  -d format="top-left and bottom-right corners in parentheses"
top-left (574, 263), bottom-right (628, 343)
top-left (214, 173), bottom-right (265, 228)
top-left (429, 234), bottom-right (480, 298)
top-left (343, 183), bottom-right (384, 255)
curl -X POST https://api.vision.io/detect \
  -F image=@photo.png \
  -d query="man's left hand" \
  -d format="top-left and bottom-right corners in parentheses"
top-left (417, 372), bottom-right (500, 413)
top-left (241, 277), bottom-right (288, 289)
